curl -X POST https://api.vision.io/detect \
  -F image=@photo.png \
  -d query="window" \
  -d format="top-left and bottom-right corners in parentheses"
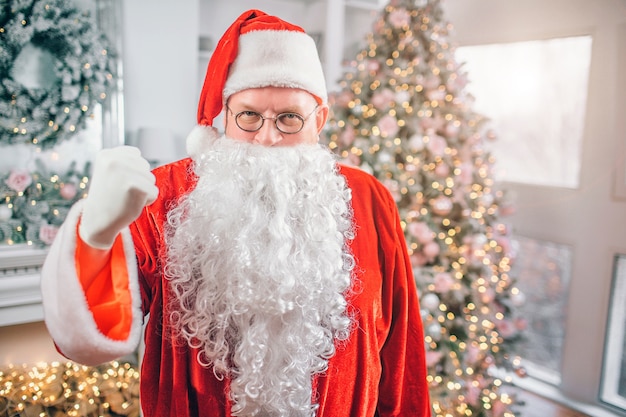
top-left (511, 235), bottom-right (573, 383)
top-left (455, 36), bottom-right (592, 188)
top-left (601, 254), bottom-right (626, 411)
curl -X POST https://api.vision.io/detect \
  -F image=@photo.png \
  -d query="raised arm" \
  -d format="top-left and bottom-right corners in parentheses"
top-left (41, 146), bottom-right (158, 365)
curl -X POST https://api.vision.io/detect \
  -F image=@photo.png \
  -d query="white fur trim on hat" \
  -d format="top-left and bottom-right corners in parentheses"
top-left (223, 30), bottom-right (327, 103)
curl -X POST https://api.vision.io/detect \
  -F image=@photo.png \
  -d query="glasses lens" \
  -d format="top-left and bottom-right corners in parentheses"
top-left (276, 113), bottom-right (305, 134)
top-left (236, 111), bottom-right (263, 132)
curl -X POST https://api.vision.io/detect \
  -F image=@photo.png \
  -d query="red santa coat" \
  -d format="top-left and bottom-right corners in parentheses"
top-left (41, 158), bottom-right (431, 417)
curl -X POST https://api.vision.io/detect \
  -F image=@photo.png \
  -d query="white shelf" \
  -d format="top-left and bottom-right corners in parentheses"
top-left (0, 246), bottom-right (48, 327)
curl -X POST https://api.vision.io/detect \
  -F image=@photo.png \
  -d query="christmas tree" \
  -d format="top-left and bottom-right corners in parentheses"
top-left (323, 0), bottom-right (526, 415)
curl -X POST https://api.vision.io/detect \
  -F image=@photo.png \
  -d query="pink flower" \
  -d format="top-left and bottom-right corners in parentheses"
top-left (371, 89), bottom-right (395, 109)
top-left (411, 252), bottom-right (428, 267)
top-left (425, 350), bottom-right (443, 367)
top-left (60, 183), bottom-right (78, 200)
top-left (434, 272), bottom-right (454, 293)
top-left (408, 221), bottom-right (434, 244)
top-left (427, 133), bottom-right (447, 156)
top-left (388, 8), bottom-right (410, 28)
top-left (39, 223), bottom-right (59, 245)
top-left (5, 169), bottom-right (32, 192)
top-left (377, 115), bottom-right (399, 137)
top-left (422, 241), bottom-right (440, 261)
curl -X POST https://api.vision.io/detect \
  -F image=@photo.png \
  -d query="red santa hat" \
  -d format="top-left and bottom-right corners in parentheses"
top-left (197, 9), bottom-right (327, 127)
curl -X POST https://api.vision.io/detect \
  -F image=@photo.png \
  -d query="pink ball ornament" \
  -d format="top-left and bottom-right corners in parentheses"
top-left (60, 183), bottom-right (78, 200)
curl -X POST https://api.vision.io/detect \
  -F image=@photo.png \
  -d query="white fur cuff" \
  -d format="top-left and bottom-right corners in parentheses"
top-left (40, 201), bottom-right (143, 366)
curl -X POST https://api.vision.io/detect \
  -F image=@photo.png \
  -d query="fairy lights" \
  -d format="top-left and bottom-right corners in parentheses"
top-left (0, 361), bottom-right (140, 417)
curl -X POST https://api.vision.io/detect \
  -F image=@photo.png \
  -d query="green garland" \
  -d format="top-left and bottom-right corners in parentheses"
top-left (0, 0), bottom-right (116, 149)
top-left (0, 159), bottom-right (90, 247)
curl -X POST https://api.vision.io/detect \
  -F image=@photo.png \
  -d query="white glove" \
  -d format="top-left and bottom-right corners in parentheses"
top-left (79, 146), bottom-right (159, 249)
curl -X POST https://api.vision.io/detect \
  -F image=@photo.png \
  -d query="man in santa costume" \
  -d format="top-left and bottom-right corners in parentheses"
top-left (41, 9), bottom-right (431, 417)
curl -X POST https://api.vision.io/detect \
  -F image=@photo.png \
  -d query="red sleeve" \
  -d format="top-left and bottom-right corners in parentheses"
top-left (339, 165), bottom-right (431, 416)
top-left (75, 223), bottom-right (133, 341)
top-left (377, 195), bottom-right (431, 417)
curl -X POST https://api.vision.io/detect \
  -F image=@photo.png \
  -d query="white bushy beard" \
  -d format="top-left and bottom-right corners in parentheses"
top-left (164, 134), bottom-right (355, 417)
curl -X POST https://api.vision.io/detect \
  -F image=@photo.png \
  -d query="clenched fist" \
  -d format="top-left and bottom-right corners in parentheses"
top-left (79, 146), bottom-right (159, 249)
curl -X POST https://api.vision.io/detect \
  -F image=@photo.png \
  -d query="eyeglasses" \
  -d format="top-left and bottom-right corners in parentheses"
top-left (226, 105), bottom-right (319, 134)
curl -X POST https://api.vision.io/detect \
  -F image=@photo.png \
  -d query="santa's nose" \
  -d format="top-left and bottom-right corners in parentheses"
top-left (253, 121), bottom-right (282, 146)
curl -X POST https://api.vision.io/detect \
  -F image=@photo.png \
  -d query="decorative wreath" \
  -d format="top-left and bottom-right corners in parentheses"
top-left (0, 0), bottom-right (115, 149)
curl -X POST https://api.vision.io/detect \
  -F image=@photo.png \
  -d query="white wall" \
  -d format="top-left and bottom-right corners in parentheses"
top-left (122, 0), bottom-right (199, 160)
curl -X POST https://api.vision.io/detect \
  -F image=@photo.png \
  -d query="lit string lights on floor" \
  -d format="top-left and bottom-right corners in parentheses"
top-left (0, 361), bottom-right (140, 417)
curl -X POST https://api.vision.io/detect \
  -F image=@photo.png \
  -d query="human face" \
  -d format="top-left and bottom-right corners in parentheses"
top-left (224, 86), bottom-right (328, 146)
